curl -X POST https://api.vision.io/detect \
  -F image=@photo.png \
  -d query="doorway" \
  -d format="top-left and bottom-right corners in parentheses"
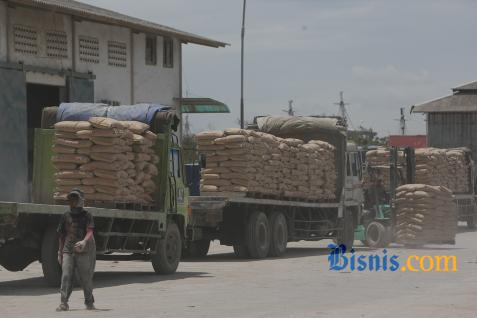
top-left (26, 83), bottom-right (61, 182)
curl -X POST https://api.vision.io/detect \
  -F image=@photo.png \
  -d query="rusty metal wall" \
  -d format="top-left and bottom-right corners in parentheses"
top-left (427, 112), bottom-right (477, 159)
top-left (0, 66), bottom-right (29, 202)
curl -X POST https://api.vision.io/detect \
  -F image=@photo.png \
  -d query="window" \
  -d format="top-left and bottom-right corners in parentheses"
top-left (145, 35), bottom-right (157, 65)
top-left (13, 25), bottom-right (38, 55)
top-left (169, 149), bottom-right (181, 178)
top-left (346, 155), bottom-right (351, 177)
top-left (46, 31), bottom-right (68, 58)
top-left (163, 37), bottom-right (173, 68)
top-left (351, 154), bottom-right (358, 177)
top-left (108, 41), bottom-right (127, 67)
top-left (79, 36), bottom-right (99, 64)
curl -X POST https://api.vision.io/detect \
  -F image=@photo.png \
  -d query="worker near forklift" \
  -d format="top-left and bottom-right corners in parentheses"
top-left (365, 179), bottom-right (389, 209)
top-left (56, 189), bottom-right (96, 311)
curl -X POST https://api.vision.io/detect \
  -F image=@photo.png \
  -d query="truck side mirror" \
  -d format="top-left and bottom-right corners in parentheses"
top-left (199, 154), bottom-right (206, 169)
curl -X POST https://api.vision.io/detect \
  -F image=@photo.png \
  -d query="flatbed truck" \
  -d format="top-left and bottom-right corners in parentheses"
top-left (185, 117), bottom-right (363, 258)
top-left (0, 106), bottom-right (188, 286)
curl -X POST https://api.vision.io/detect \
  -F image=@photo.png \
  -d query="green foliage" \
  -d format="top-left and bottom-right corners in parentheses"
top-left (348, 126), bottom-right (386, 147)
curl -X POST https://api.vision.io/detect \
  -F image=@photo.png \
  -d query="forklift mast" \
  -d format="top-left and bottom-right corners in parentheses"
top-left (404, 147), bottom-right (416, 184)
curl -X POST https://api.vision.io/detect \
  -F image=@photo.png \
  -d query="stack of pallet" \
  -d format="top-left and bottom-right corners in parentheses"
top-left (197, 129), bottom-right (337, 201)
top-left (53, 118), bottom-right (158, 205)
top-left (395, 184), bottom-right (457, 245)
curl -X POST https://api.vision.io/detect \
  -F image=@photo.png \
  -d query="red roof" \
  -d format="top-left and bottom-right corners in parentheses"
top-left (388, 135), bottom-right (427, 148)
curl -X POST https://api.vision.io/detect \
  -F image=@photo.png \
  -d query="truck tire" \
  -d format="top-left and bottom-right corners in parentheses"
top-left (336, 209), bottom-right (354, 251)
top-left (233, 245), bottom-right (249, 258)
top-left (151, 223), bottom-right (181, 274)
top-left (41, 226), bottom-right (62, 287)
top-left (183, 240), bottom-right (211, 258)
top-left (268, 212), bottom-right (288, 257)
top-left (246, 211), bottom-right (270, 259)
top-left (365, 221), bottom-right (389, 248)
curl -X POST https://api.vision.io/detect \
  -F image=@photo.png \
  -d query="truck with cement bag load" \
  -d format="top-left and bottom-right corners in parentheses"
top-left (187, 116), bottom-right (363, 258)
top-left (0, 103), bottom-right (188, 286)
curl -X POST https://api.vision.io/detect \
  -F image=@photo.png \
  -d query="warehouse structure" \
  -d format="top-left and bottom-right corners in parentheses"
top-left (0, 0), bottom-right (227, 202)
top-left (412, 81), bottom-right (477, 160)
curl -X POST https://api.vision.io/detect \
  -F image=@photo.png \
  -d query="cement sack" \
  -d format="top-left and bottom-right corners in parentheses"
top-left (54, 121), bottom-right (92, 132)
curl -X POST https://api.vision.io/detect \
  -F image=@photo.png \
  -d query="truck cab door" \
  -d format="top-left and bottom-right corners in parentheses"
top-left (345, 152), bottom-right (364, 204)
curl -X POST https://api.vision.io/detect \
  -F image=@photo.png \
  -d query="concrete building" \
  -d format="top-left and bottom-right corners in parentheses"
top-left (0, 0), bottom-right (227, 202)
top-left (412, 81), bottom-right (477, 160)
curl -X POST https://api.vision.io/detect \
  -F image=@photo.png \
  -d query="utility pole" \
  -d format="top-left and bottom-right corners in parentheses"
top-left (184, 115), bottom-right (191, 137)
top-left (240, 0), bottom-right (246, 129)
top-left (334, 91), bottom-right (351, 128)
top-left (399, 107), bottom-right (406, 135)
top-left (283, 100), bottom-right (295, 116)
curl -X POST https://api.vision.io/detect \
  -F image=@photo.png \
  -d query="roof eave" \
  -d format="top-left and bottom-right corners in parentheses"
top-left (10, 0), bottom-right (228, 48)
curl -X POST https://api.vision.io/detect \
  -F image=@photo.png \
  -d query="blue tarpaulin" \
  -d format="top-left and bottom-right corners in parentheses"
top-left (57, 103), bottom-right (172, 125)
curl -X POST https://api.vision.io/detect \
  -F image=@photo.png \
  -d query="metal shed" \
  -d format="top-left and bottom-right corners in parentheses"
top-left (412, 81), bottom-right (477, 160)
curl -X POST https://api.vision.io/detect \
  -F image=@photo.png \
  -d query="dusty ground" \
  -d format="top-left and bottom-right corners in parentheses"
top-left (1, 225), bottom-right (477, 318)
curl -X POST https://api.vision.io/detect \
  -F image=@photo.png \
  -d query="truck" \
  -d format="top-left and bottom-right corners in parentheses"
top-left (186, 116), bottom-right (363, 258)
top-left (0, 105), bottom-right (189, 286)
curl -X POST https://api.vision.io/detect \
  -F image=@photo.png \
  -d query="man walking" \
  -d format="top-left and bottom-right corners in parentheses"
top-left (56, 189), bottom-right (96, 311)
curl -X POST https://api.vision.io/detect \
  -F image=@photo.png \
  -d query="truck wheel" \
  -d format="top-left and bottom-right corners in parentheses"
top-left (466, 216), bottom-right (476, 229)
top-left (246, 211), bottom-right (270, 259)
top-left (233, 245), bottom-right (249, 258)
top-left (336, 209), bottom-right (354, 250)
top-left (151, 223), bottom-right (181, 274)
top-left (183, 240), bottom-right (211, 258)
top-left (365, 221), bottom-right (389, 248)
top-left (268, 212), bottom-right (288, 257)
top-left (41, 226), bottom-right (62, 287)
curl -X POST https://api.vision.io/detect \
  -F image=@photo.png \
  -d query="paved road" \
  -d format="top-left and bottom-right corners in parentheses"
top-left (1, 226), bottom-right (477, 318)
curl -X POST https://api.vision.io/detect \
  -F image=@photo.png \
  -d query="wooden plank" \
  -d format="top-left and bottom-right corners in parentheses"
top-left (227, 197), bottom-right (341, 209)
top-left (200, 191), bottom-right (246, 198)
top-left (9, 202), bottom-right (161, 221)
top-left (97, 232), bottom-right (162, 238)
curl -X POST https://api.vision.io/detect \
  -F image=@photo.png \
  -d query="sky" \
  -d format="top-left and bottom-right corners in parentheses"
top-left (82, 0), bottom-right (477, 136)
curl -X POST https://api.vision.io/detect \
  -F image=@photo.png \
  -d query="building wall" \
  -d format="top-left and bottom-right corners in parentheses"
top-left (0, 5), bottom-right (182, 107)
top-left (8, 6), bottom-right (73, 70)
top-left (427, 112), bottom-right (477, 160)
top-left (133, 33), bottom-right (181, 107)
top-left (74, 20), bottom-right (131, 104)
top-left (0, 2), bottom-right (7, 61)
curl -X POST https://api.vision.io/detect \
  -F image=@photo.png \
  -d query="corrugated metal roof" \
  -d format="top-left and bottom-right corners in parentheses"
top-left (453, 81), bottom-right (477, 92)
top-left (10, 0), bottom-right (228, 48)
top-left (412, 93), bottom-right (477, 113)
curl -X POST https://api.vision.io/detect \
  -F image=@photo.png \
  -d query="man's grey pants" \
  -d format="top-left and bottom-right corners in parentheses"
top-left (60, 247), bottom-right (96, 305)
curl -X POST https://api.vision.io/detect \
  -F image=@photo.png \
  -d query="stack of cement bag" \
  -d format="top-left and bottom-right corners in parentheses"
top-left (395, 184), bottom-right (457, 245)
top-left (52, 117), bottom-right (158, 205)
top-left (197, 129), bottom-right (337, 201)
top-left (414, 148), bottom-right (471, 193)
top-left (363, 147), bottom-right (471, 194)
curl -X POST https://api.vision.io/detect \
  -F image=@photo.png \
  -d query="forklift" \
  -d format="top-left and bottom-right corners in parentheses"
top-left (355, 147), bottom-right (416, 248)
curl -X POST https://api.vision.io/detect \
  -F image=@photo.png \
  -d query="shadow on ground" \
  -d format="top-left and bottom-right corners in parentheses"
top-left (457, 225), bottom-right (477, 234)
top-left (183, 246), bottom-right (352, 263)
top-left (0, 270), bottom-right (211, 296)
